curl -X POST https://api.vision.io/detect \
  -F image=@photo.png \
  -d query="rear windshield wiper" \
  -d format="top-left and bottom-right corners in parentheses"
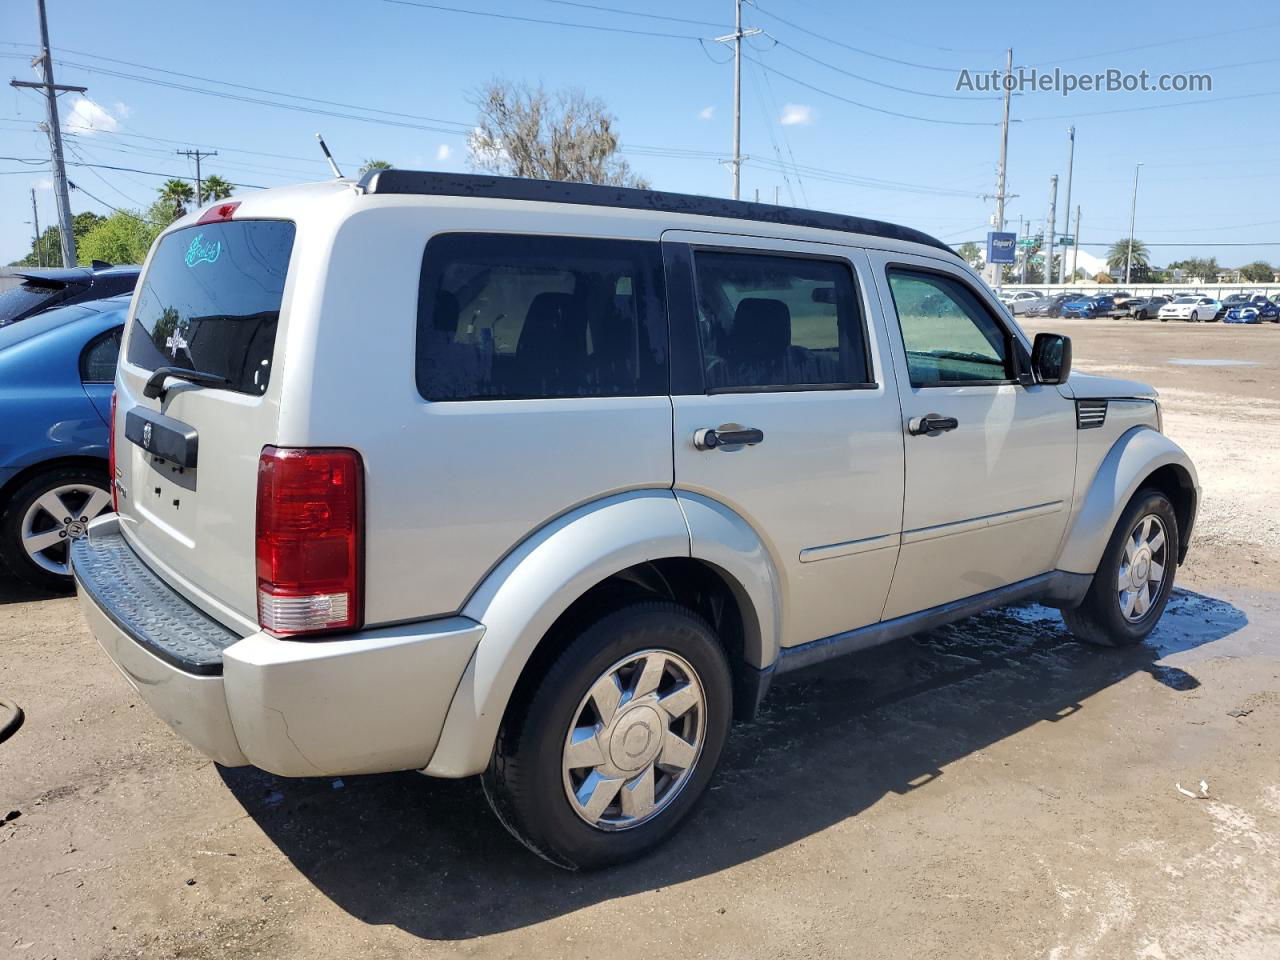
top-left (143, 365), bottom-right (232, 400)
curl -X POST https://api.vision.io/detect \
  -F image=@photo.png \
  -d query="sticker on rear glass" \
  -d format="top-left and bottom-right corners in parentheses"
top-left (185, 233), bottom-right (221, 267)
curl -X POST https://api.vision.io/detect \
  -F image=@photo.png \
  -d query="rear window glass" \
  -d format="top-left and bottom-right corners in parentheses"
top-left (126, 220), bottom-right (295, 395)
top-left (416, 233), bottom-right (667, 401)
top-left (0, 284), bottom-right (65, 327)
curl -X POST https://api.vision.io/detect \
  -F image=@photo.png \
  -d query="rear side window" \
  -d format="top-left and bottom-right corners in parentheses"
top-left (0, 284), bottom-right (65, 327)
top-left (416, 234), bottom-right (667, 401)
top-left (80, 327), bottom-right (122, 383)
top-left (691, 251), bottom-right (870, 392)
top-left (126, 220), bottom-right (295, 396)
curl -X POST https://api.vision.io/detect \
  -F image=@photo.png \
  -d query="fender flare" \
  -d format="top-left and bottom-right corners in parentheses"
top-left (422, 489), bottom-right (783, 778)
top-left (1056, 426), bottom-right (1200, 575)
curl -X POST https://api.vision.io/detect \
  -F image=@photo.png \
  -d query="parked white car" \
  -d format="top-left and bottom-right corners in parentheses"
top-left (1158, 295), bottom-right (1221, 322)
top-left (72, 173), bottom-right (1199, 869)
top-left (1003, 290), bottom-right (1044, 315)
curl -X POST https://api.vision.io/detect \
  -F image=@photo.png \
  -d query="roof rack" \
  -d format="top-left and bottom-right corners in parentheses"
top-left (358, 169), bottom-right (956, 257)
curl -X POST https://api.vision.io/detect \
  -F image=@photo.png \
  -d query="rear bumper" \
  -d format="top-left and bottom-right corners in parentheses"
top-left (73, 516), bottom-right (485, 777)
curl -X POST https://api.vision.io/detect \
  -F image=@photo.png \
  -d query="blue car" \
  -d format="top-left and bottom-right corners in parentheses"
top-left (0, 294), bottom-right (128, 589)
top-left (1224, 297), bottom-right (1280, 324)
top-left (1061, 294), bottom-right (1115, 318)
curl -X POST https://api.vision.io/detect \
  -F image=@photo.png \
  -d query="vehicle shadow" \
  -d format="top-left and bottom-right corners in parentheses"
top-left (219, 587), bottom-right (1247, 940)
top-left (0, 573), bottom-right (68, 606)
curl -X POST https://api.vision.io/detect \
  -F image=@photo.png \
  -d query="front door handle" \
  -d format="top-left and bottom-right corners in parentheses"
top-left (693, 426), bottom-right (764, 450)
top-left (907, 413), bottom-right (959, 436)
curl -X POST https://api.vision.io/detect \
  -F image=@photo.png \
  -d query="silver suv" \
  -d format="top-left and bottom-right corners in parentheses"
top-left (73, 172), bottom-right (1198, 869)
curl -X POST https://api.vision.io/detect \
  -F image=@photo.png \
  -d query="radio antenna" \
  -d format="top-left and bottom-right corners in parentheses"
top-left (314, 133), bottom-right (343, 179)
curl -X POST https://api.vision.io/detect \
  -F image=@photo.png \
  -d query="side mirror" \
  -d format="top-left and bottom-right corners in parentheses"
top-left (1031, 332), bottom-right (1072, 384)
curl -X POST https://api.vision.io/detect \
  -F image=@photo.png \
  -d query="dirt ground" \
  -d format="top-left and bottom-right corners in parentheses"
top-left (2, 318), bottom-right (1278, 960)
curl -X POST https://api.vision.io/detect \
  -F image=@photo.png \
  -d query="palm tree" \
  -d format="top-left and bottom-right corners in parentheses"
top-left (358, 159), bottom-right (393, 176)
top-left (1107, 239), bottom-right (1149, 273)
top-left (159, 179), bottom-right (195, 217)
top-left (201, 174), bottom-right (233, 202)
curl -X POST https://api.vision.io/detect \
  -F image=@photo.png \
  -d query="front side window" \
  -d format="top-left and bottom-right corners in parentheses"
top-left (887, 268), bottom-right (1014, 387)
top-left (416, 234), bottom-right (667, 401)
top-left (692, 251), bottom-right (870, 391)
top-left (126, 220), bottom-right (295, 396)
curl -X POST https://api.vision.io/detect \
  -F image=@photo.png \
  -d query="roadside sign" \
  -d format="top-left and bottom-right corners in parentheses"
top-left (987, 231), bottom-right (1017, 264)
top-left (1018, 236), bottom-right (1041, 248)
top-left (1056, 235), bottom-right (1075, 246)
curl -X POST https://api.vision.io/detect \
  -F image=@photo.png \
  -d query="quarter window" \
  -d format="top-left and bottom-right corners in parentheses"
top-left (79, 327), bottom-right (122, 383)
top-left (886, 269), bottom-right (1014, 387)
top-left (691, 251), bottom-right (870, 391)
top-left (416, 234), bottom-right (667, 401)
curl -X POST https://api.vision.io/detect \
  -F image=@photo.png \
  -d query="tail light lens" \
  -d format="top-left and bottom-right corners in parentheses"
top-left (108, 390), bottom-right (118, 513)
top-left (256, 446), bottom-right (363, 637)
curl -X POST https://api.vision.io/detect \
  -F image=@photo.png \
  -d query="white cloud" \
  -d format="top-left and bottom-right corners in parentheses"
top-left (699, 106), bottom-right (714, 120)
top-left (34, 177), bottom-right (53, 191)
top-left (779, 103), bottom-right (814, 126)
top-left (64, 97), bottom-right (121, 136)
top-left (436, 143), bottom-right (452, 162)
top-left (113, 101), bottom-right (131, 120)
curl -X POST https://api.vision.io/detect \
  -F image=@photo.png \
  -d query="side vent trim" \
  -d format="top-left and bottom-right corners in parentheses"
top-left (1076, 399), bottom-right (1108, 429)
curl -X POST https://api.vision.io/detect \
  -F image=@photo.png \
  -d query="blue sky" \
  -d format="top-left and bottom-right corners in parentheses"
top-left (3, 0), bottom-right (1279, 268)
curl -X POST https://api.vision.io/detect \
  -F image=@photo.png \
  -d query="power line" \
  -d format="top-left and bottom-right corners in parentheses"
top-left (380, 0), bottom-right (705, 40)
top-left (749, 2), bottom-right (964, 73)
top-left (1021, 88), bottom-right (1280, 122)
top-left (1020, 20), bottom-right (1280, 69)
top-left (744, 54), bottom-right (998, 126)
top-left (536, 0), bottom-right (725, 28)
top-left (766, 36), bottom-right (1002, 101)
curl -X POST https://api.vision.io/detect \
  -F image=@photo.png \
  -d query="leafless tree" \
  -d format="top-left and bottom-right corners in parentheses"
top-left (467, 80), bottom-right (649, 189)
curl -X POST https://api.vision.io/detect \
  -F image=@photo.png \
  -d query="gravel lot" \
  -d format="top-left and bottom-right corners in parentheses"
top-left (3, 318), bottom-right (1278, 960)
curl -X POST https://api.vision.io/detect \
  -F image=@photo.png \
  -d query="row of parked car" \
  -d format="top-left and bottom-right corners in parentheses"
top-left (0, 263), bottom-right (139, 589)
top-left (998, 289), bottom-right (1280, 323)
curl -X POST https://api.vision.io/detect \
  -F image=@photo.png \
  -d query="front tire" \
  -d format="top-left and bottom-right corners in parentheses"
top-left (1063, 489), bottom-right (1179, 647)
top-left (0, 465), bottom-right (111, 592)
top-left (482, 601), bottom-right (733, 870)
top-left (1190, 311), bottom-right (1199, 323)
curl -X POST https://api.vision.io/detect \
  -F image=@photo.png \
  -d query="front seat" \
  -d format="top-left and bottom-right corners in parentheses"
top-left (725, 297), bottom-right (791, 386)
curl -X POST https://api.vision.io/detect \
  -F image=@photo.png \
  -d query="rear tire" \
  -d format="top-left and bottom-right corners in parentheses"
top-left (0, 465), bottom-right (111, 592)
top-left (1063, 489), bottom-right (1179, 648)
top-left (482, 601), bottom-right (733, 870)
top-left (1190, 311), bottom-right (1199, 323)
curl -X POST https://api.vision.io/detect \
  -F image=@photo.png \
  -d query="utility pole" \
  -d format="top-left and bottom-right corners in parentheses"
top-left (177, 149), bottom-right (218, 206)
top-left (1045, 175), bottom-right (1058, 289)
top-left (11, 0), bottom-right (87, 268)
top-left (716, 0), bottom-right (760, 200)
top-left (1071, 205), bottom-right (1081, 282)
top-left (1019, 217), bottom-right (1028, 284)
top-left (30, 187), bottom-right (44, 267)
top-left (1059, 126), bottom-right (1075, 284)
top-left (989, 47), bottom-right (1013, 288)
top-left (1125, 163), bottom-right (1143, 285)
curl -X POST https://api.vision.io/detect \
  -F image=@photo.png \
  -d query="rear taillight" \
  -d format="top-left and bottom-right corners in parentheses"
top-left (255, 446), bottom-right (363, 637)
top-left (108, 390), bottom-right (118, 512)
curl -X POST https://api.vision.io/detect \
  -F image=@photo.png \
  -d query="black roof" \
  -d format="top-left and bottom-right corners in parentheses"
top-left (358, 169), bottom-right (956, 256)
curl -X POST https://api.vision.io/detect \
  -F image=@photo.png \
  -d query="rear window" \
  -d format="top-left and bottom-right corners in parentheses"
top-left (416, 233), bottom-right (667, 401)
top-left (126, 220), bottom-right (295, 395)
top-left (0, 283), bottom-right (66, 327)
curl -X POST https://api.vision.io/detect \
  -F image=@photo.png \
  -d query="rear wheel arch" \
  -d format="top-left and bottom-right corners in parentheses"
top-left (0, 455), bottom-right (108, 507)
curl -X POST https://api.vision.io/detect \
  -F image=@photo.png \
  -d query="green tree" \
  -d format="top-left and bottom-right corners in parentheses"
top-left (10, 212), bottom-right (105, 267)
top-left (1106, 239), bottom-right (1149, 273)
top-left (1167, 257), bottom-right (1220, 282)
top-left (159, 179), bottom-right (196, 217)
top-left (1239, 260), bottom-right (1275, 283)
top-left (468, 79), bottom-right (648, 187)
top-left (358, 159), bottom-right (393, 176)
top-left (78, 211), bottom-right (162, 266)
top-left (201, 174), bottom-right (233, 202)
top-left (955, 241), bottom-right (982, 268)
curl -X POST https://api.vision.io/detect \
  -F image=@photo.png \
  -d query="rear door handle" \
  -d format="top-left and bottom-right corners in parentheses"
top-left (907, 414), bottom-right (959, 436)
top-left (693, 426), bottom-right (764, 450)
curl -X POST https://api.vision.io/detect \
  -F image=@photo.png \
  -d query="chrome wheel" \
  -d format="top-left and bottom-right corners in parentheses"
top-left (1117, 514), bottom-right (1168, 622)
top-left (20, 483), bottom-right (111, 576)
top-left (561, 649), bottom-right (706, 831)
